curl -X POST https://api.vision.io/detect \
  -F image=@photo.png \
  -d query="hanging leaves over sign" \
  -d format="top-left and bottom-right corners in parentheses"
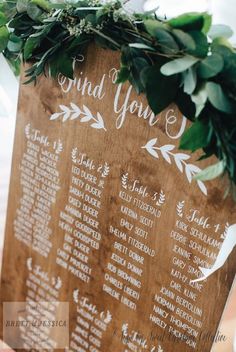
top-left (1, 0), bottom-right (236, 196)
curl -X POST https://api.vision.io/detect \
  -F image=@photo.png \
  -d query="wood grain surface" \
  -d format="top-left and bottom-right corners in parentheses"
top-left (0, 45), bottom-right (236, 352)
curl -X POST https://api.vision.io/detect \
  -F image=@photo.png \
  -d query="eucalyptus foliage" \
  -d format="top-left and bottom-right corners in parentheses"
top-left (1, 0), bottom-right (236, 194)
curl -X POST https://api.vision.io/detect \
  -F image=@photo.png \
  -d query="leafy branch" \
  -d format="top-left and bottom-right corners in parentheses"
top-left (176, 200), bottom-right (185, 218)
top-left (142, 138), bottom-right (207, 195)
top-left (156, 190), bottom-right (166, 207)
top-left (50, 103), bottom-right (107, 131)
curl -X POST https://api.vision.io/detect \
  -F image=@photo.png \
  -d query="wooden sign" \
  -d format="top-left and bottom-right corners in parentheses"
top-left (1, 45), bottom-right (236, 352)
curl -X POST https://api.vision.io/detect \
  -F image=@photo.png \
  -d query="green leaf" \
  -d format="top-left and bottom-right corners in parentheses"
top-left (183, 67), bottom-right (197, 94)
top-left (31, 0), bottom-right (50, 11)
top-left (154, 29), bottom-right (179, 55)
top-left (0, 26), bottom-right (9, 52)
top-left (209, 24), bottom-right (233, 39)
top-left (212, 46), bottom-right (236, 93)
top-left (16, 0), bottom-right (29, 13)
top-left (212, 37), bottom-right (234, 52)
top-left (144, 21), bottom-right (179, 54)
top-left (0, 12), bottom-right (7, 26)
top-left (27, 2), bottom-right (43, 20)
top-left (143, 65), bottom-right (179, 115)
top-left (49, 52), bottom-right (74, 79)
top-left (144, 19), bottom-right (169, 37)
top-left (172, 29), bottom-right (196, 52)
top-left (0, 2), bottom-right (17, 20)
top-left (188, 30), bottom-right (209, 58)
top-left (198, 53), bottom-right (224, 79)
top-left (191, 84), bottom-right (208, 116)
top-left (130, 57), bottom-right (150, 94)
top-left (24, 36), bottom-right (40, 59)
top-left (202, 13), bottom-right (212, 34)
top-left (180, 120), bottom-right (211, 152)
top-left (116, 66), bottom-right (130, 83)
top-left (161, 56), bottom-right (199, 76)
top-left (7, 33), bottom-right (23, 52)
top-left (129, 43), bottom-right (155, 51)
top-left (175, 90), bottom-right (196, 121)
top-left (194, 160), bottom-right (225, 181)
top-left (206, 82), bottom-right (235, 114)
top-left (168, 12), bottom-right (205, 31)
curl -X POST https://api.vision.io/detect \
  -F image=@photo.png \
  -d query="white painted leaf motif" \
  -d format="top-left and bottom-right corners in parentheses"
top-left (25, 124), bottom-right (31, 138)
top-left (71, 147), bottom-right (78, 163)
top-left (142, 138), bottom-right (159, 159)
top-left (147, 147), bottom-right (159, 159)
top-left (185, 165), bottom-right (193, 183)
top-left (175, 153), bottom-right (191, 161)
top-left (102, 162), bottom-right (110, 178)
top-left (122, 173), bottom-right (128, 189)
top-left (175, 153), bottom-right (191, 172)
top-left (145, 138), bottom-right (158, 149)
top-left (62, 112), bottom-right (70, 122)
top-left (197, 180), bottom-right (208, 195)
top-left (160, 150), bottom-right (171, 163)
top-left (160, 145), bottom-right (175, 164)
top-left (80, 115), bottom-right (92, 122)
top-left (176, 200), bottom-right (185, 217)
top-left (160, 144), bottom-right (175, 152)
top-left (96, 112), bottom-right (106, 129)
top-left (156, 190), bottom-right (166, 206)
top-left (143, 138), bottom-right (207, 195)
top-left (83, 104), bottom-right (93, 118)
top-left (49, 103), bottom-right (107, 131)
top-left (70, 102), bottom-right (80, 111)
top-left (91, 122), bottom-right (104, 129)
top-left (188, 164), bottom-right (202, 174)
top-left (59, 104), bottom-right (70, 113)
top-left (71, 112), bottom-right (81, 119)
top-left (175, 157), bottom-right (184, 172)
top-left (50, 112), bottom-right (62, 120)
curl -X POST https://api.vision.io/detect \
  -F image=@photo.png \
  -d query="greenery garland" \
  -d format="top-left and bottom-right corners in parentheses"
top-left (1, 0), bottom-right (236, 196)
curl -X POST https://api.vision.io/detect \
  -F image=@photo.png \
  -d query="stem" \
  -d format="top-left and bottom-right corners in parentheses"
top-left (91, 28), bottom-right (121, 49)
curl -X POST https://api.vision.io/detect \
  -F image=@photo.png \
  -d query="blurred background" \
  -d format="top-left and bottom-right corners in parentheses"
top-left (0, 0), bottom-right (235, 351)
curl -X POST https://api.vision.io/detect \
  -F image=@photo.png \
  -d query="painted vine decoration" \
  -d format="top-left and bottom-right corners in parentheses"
top-left (1, 0), bottom-right (236, 196)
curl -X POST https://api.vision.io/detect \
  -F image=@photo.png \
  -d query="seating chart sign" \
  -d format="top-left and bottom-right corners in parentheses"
top-left (1, 45), bottom-right (236, 352)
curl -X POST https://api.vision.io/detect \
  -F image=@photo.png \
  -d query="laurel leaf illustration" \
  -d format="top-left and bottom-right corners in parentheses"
top-left (160, 149), bottom-right (171, 163)
top-left (176, 200), bottom-right (185, 217)
top-left (70, 102), bottom-right (80, 111)
top-left (71, 147), bottom-right (78, 163)
top-left (50, 112), bottom-right (62, 120)
top-left (70, 111), bottom-right (81, 120)
top-left (82, 104), bottom-right (93, 117)
top-left (175, 153), bottom-right (191, 161)
top-left (121, 173), bottom-right (128, 189)
top-left (50, 103), bottom-right (106, 131)
top-left (142, 138), bottom-right (159, 158)
top-left (102, 162), bottom-right (110, 178)
top-left (197, 180), bottom-right (208, 196)
top-left (185, 165), bottom-right (193, 183)
top-left (175, 157), bottom-right (184, 172)
top-left (59, 104), bottom-right (70, 113)
top-left (156, 190), bottom-right (166, 206)
top-left (143, 138), bottom-right (207, 195)
top-left (91, 122), bottom-right (104, 129)
top-left (62, 112), bottom-right (70, 122)
top-left (81, 115), bottom-right (92, 122)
